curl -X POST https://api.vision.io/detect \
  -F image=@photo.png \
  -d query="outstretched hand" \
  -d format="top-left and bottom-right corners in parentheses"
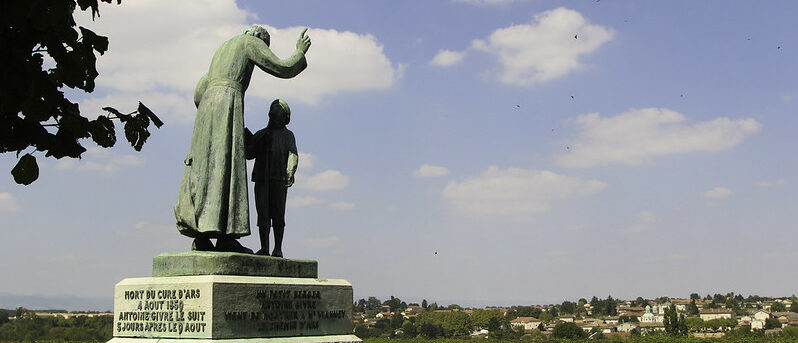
top-left (296, 28), bottom-right (311, 53)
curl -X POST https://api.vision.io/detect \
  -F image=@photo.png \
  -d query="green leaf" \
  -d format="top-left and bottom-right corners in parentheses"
top-left (137, 102), bottom-right (163, 128)
top-left (88, 116), bottom-right (116, 148)
top-left (11, 154), bottom-right (39, 185)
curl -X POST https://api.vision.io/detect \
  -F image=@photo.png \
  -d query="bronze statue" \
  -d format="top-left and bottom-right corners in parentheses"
top-left (245, 99), bottom-right (297, 257)
top-left (174, 26), bottom-right (310, 253)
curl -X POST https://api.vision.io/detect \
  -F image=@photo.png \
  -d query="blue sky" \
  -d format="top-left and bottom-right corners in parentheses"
top-left (1, 0), bottom-right (796, 307)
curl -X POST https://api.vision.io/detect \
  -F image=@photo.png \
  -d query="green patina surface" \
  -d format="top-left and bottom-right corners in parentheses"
top-left (152, 251), bottom-right (317, 278)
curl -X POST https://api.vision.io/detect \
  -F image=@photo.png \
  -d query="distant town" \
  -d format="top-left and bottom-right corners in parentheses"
top-left (351, 293), bottom-right (798, 339)
top-left (2, 293), bottom-right (798, 340)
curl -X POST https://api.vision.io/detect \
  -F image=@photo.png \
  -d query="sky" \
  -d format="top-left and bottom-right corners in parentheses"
top-left (1, 0), bottom-right (797, 308)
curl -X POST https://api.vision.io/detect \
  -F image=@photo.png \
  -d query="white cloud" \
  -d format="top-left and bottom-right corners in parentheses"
top-left (328, 201), bottom-right (355, 211)
top-left (295, 170), bottom-right (349, 191)
top-left (56, 147), bottom-right (145, 174)
top-left (757, 178), bottom-right (786, 188)
top-left (557, 108), bottom-right (762, 168)
top-left (75, 0), bottom-right (402, 120)
top-left (622, 210), bottom-right (657, 233)
top-left (430, 49), bottom-right (466, 67)
top-left (441, 166), bottom-right (606, 218)
top-left (249, 26), bottom-right (404, 104)
top-left (0, 193), bottom-right (21, 213)
top-left (413, 164), bottom-right (450, 177)
top-left (298, 152), bottom-right (315, 170)
top-left (287, 195), bottom-right (324, 208)
top-left (469, 7), bottom-right (614, 86)
top-left (300, 236), bottom-right (340, 248)
top-left (702, 187), bottom-right (733, 199)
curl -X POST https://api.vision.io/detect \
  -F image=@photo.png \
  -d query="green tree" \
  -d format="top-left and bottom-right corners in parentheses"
top-left (560, 300), bottom-right (576, 314)
top-left (771, 302), bottom-right (787, 312)
top-left (792, 301), bottom-right (798, 313)
top-left (687, 299), bottom-right (700, 315)
top-left (632, 296), bottom-right (648, 308)
top-left (690, 293), bottom-right (701, 300)
top-left (418, 322), bottom-right (443, 338)
top-left (765, 317), bottom-right (781, 329)
top-left (421, 299), bottom-right (428, 309)
top-left (471, 309), bottom-right (504, 329)
top-left (551, 322), bottom-right (587, 339)
top-left (355, 298), bottom-right (366, 313)
top-left (663, 304), bottom-right (679, 335)
top-left (353, 324), bottom-right (377, 339)
top-left (390, 312), bottom-right (404, 330)
top-left (513, 306), bottom-right (542, 319)
top-left (684, 317), bottom-right (705, 332)
top-left (383, 296), bottom-right (403, 312)
top-left (0, 309), bottom-right (8, 325)
top-left (365, 297), bottom-right (381, 311)
top-left (782, 325), bottom-right (798, 338)
top-left (401, 320), bottom-right (417, 338)
top-left (1, 0), bottom-right (162, 185)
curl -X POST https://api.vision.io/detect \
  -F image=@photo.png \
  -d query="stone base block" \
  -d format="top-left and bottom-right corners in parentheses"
top-left (108, 334), bottom-right (361, 343)
top-left (153, 252), bottom-right (318, 278)
top-left (112, 275), bottom-right (353, 340)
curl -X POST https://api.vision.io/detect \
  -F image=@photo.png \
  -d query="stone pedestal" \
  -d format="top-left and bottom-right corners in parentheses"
top-left (108, 252), bottom-right (360, 343)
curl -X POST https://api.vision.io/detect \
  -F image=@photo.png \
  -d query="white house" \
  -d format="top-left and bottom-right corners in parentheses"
top-left (510, 317), bottom-right (541, 331)
top-left (699, 309), bottom-right (733, 321)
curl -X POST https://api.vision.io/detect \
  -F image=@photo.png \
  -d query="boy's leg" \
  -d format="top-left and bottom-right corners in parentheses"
top-left (269, 179), bottom-right (288, 258)
top-left (272, 226), bottom-right (284, 258)
top-left (256, 226), bottom-right (270, 256)
top-left (254, 181), bottom-right (270, 255)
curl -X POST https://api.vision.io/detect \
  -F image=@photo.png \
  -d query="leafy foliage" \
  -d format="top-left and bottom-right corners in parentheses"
top-left (590, 295), bottom-right (618, 316)
top-left (1, 0), bottom-right (162, 184)
top-left (0, 309), bottom-right (112, 341)
top-left (771, 302), bottom-right (787, 312)
top-left (551, 321), bottom-right (587, 339)
top-left (663, 304), bottom-right (688, 336)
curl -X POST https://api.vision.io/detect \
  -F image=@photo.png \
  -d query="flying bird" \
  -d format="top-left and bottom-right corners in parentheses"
top-left (515, 104), bottom-right (521, 108)
top-left (570, 95), bottom-right (575, 100)
top-left (574, 34), bottom-right (578, 39)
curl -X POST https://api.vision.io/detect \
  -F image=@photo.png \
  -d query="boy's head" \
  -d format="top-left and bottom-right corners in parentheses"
top-left (268, 99), bottom-right (291, 126)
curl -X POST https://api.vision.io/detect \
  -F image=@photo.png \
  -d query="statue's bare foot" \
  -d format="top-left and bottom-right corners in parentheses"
top-left (192, 237), bottom-right (214, 251)
top-left (271, 249), bottom-right (283, 258)
top-left (255, 248), bottom-right (270, 256)
top-left (216, 238), bottom-right (254, 254)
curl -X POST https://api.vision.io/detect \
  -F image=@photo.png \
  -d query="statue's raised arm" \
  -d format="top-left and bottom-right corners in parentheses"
top-left (246, 28), bottom-right (311, 79)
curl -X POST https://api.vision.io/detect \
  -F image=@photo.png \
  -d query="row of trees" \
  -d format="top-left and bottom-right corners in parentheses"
top-left (0, 308), bottom-right (112, 341)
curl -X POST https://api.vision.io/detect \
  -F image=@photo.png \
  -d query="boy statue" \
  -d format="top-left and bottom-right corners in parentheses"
top-left (245, 99), bottom-right (298, 257)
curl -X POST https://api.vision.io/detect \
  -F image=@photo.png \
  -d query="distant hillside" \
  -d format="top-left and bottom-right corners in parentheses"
top-left (0, 292), bottom-right (112, 312)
